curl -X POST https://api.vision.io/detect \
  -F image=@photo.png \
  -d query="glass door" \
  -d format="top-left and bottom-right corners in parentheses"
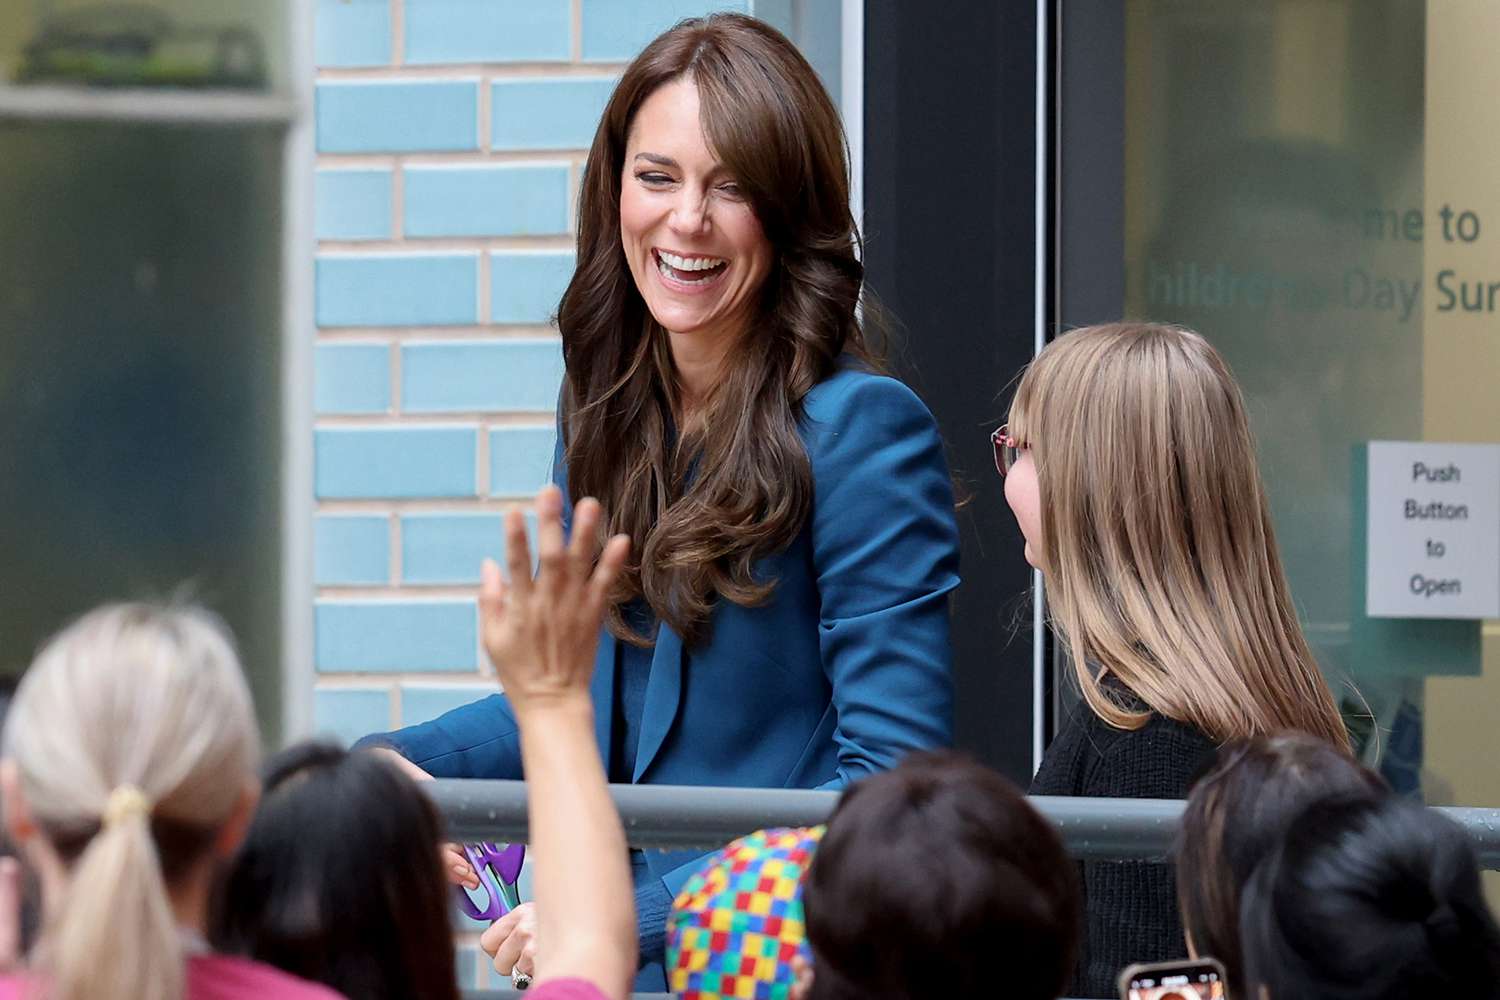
top-left (1058, 0), bottom-right (1500, 906)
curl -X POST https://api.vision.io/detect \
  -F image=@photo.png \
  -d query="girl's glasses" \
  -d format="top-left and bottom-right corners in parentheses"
top-left (991, 424), bottom-right (1025, 477)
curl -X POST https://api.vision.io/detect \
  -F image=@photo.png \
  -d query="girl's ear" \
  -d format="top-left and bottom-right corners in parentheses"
top-left (0, 760), bottom-right (37, 843)
top-left (212, 778), bottom-right (261, 859)
top-left (790, 953), bottom-right (814, 1000)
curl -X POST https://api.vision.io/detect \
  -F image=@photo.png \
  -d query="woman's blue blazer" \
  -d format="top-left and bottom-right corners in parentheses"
top-left (360, 366), bottom-right (960, 896)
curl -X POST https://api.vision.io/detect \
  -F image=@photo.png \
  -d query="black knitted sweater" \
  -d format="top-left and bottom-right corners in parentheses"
top-left (1029, 689), bottom-right (1219, 999)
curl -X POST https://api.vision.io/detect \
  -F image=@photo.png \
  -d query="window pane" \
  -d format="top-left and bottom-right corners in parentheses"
top-left (1121, 0), bottom-right (1500, 900)
top-left (0, 120), bottom-right (285, 741)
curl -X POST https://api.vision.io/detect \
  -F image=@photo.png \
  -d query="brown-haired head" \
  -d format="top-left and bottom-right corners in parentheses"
top-left (1006, 322), bottom-right (1350, 747)
top-left (559, 13), bottom-right (877, 645)
top-left (1176, 732), bottom-right (1386, 995)
top-left (802, 751), bottom-right (1079, 1000)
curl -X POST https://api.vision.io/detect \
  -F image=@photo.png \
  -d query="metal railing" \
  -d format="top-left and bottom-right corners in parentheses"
top-left (428, 778), bottom-right (1500, 867)
top-left (441, 780), bottom-right (1500, 999)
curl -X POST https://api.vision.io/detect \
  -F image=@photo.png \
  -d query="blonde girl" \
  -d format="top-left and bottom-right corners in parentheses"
top-left (0, 604), bottom-right (340, 1000)
top-left (996, 322), bottom-right (1348, 997)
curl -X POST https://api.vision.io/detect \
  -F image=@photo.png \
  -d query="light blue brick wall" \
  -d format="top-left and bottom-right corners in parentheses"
top-left (401, 683), bottom-right (494, 726)
top-left (402, 340), bottom-right (564, 412)
top-left (315, 515), bottom-right (390, 585)
top-left (401, 513), bottom-right (504, 584)
top-left (315, 343), bottom-right (390, 413)
top-left (490, 252), bottom-right (576, 324)
top-left (312, 688), bottom-right (393, 745)
top-left (317, 254), bottom-right (478, 327)
top-left (316, 601), bottom-right (478, 673)
top-left (456, 948), bottom-right (482, 990)
top-left (317, 80), bottom-right (479, 153)
top-left (406, 0), bottom-right (572, 64)
top-left (316, 169), bottom-right (393, 241)
top-left (490, 426), bottom-right (558, 497)
top-left (491, 78), bottom-right (617, 151)
top-left (402, 511), bottom-right (540, 584)
top-left (404, 164), bottom-right (570, 238)
top-left (580, 0), bottom-right (749, 61)
top-left (315, 0), bottom-right (392, 68)
top-left (316, 427), bottom-right (477, 499)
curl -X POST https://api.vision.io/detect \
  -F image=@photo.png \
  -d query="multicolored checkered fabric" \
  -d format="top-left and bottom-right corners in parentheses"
top-left (666, 825), bottom-right (826, 999)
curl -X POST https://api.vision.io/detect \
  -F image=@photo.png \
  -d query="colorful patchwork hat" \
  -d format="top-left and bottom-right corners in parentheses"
top-left (666, 825), bottom-right (826, 1000)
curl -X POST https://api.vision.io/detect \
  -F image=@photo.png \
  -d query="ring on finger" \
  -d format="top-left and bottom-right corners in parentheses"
top-left (511, 969), bottom-right (532, 991)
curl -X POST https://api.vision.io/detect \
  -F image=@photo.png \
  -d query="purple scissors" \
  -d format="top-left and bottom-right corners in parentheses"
top-left (455, 841), bottom-right (526, 921)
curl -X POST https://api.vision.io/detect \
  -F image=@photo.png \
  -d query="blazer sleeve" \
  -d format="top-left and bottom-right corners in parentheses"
top-left (804, 373), bottom-right (960, 790)
top-left (350, 435), bottom-right (574, 779)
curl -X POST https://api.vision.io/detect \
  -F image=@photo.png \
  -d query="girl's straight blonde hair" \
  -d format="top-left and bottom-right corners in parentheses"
top-left (2, 603), bottom-right (260, 1000)
top-left (1008, 323), bottom-right (1348, 747)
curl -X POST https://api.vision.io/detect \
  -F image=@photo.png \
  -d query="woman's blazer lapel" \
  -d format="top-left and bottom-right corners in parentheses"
top-left (632, 624), bottom-right (687, 783)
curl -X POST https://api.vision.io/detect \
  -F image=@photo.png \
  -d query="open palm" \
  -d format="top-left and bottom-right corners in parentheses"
top-left (479, 485), bottom-right (630, 716)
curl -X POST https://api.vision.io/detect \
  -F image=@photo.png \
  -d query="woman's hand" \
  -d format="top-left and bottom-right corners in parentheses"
top-left (368, 748), bottom-right (480, 889)
top-left (481, 901), bottom-right (539, 981)
top-left (479, 486), bottom-right (629, 718)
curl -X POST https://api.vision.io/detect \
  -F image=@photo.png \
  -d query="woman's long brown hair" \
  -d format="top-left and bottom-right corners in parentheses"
top-left (559, 13), bottom-right (877, 645)
top-left (1007, 323), bottom-right (1351, 747)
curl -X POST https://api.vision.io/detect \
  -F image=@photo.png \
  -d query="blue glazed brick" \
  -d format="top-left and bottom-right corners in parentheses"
top-left (490, 77), bottom-right (616, 151)
top-left (315, 0), bottom-right (392, 67)
top-left (402, 512), bottom-right (540, 584)
top-left (315, 343), bottom-right (390, 414)
top-left (315, 515), bottom-right (390, 585)
top-left (490, 426), bottom-right (558, 497)
top-left (317, 254), bottom-right (478, 327)
top-left (404, 164), bottom-right (569, 238)
top-left (315, 169), bottom-right (392, 241)
top-left (580, 0), bottom-right (748, 62)
top-left (315, 600), bottom-right (478, 672)
top-left (317, 80), bottom-right (478, 153)
top-left (402, 339), bottom-right (564, 412)
top-left (401, 683), bottom-right (493, 726)
top-left (312, 688), bottom-right (392, 746)
top-left (316, 427), bottom-right (477, 499)
top-left (401, 513), bottom-right (503, 584)
top-left (456, 948), bottom-right (481, 989)
top-left (490, 252), bottom-right (575, 324)
top-left (454, 899), bottom-right (489, 932)
top-left (406, 0), bottom-right (570, 64)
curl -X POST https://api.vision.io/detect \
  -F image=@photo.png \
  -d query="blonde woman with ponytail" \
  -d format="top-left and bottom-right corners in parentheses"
top-left (0, 603), bottom-right (342, 1000)
top-left (995, 323), bottom-right (1351, 998)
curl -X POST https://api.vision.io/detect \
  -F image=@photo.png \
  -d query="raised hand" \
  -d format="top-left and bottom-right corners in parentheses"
top-left (479, 485), bottom-right (630, 717)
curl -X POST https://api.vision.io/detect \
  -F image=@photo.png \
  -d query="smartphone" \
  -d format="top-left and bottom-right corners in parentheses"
top-left (1117, 957), bottom-right (1228, 1000)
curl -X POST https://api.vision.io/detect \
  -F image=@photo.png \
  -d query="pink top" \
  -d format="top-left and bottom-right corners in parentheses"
top-left (530, 980), bottom-right (611, 1000)
top-left (0, 954), bottom-right (346, 1000)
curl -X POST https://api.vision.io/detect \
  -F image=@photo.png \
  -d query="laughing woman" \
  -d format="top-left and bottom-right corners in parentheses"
top-left (357, 13), bottom-right (960, 991)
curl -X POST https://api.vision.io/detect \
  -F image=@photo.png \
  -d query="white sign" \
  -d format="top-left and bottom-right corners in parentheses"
top-left (1366, 441), bottom-right (1500, 619)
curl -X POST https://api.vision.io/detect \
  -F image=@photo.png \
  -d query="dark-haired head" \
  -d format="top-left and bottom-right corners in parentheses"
top-left (561, 12), bottom-right (879, 648)
top-left (211, 742), bottom-right (461, 1000)
top-left (800, 751), bottom-right (1079, 1000)
top-left (1176, 731), bottom-right (1387, 991)
top-left (1240, 795), bottom-right (1500, 999)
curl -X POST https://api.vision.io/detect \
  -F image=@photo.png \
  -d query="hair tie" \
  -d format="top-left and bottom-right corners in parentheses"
top-left (102, 785), bottom-right (152, 828)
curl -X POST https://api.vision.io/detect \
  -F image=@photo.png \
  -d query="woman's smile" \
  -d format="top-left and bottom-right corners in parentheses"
top-left (652, 248), bottom-right (730, 291)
